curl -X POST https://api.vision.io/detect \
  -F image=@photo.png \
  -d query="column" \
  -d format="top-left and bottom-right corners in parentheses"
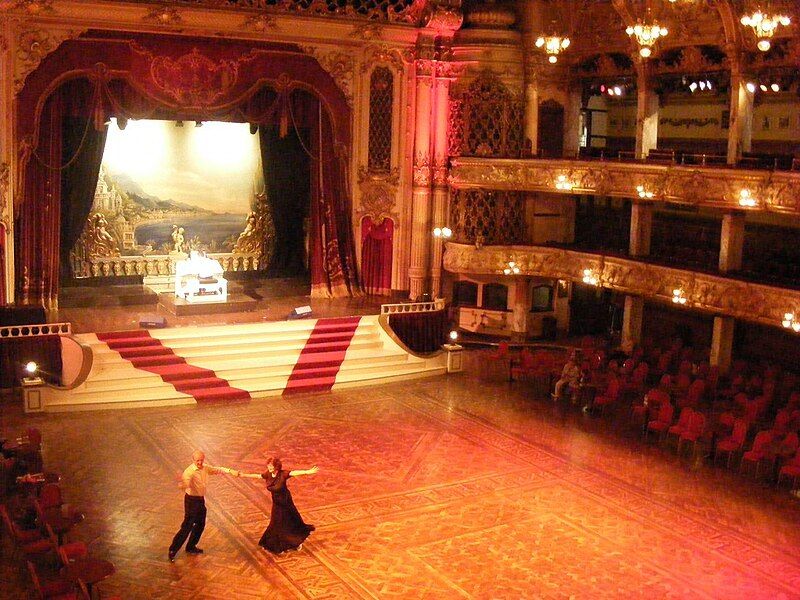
top-left (634, 57), bottom-right (659, 159)
top-left (0, 22), bottom-right (14, 303)
top-left (562, 88), bottom-right (582, 159)
top-left (629, 202), bottom-right (653, 257)
top-left (719, 212), bottom-right (745, 272)
top-left (710, 316), bottom-right (735, 375)
top-left (621, 295), bottom-right (644, 353)
top-left (726, 46), bottom-right (754, 165)
top-left (408, 56), bottom-right (434, 301)
top-left (520, 0), bottom-right (544, 155)
top-left (511, 276), bottom-right (531, 341)
top-left (430, 71), bottom-right (451, 298)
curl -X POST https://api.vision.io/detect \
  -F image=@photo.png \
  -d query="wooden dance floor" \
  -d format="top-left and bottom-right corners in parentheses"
top-left (3, 352), bottom-right (800, 599)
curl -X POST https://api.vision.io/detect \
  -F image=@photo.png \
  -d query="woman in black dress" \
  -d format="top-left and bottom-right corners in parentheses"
top-left (239, 457), bottom-right (318, 553)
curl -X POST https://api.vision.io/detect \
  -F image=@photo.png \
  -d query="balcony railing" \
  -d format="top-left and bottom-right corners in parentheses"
top-left (442, 242), bottom-right (800, 331)
top-left (449, 157), bottom-right (800, 215)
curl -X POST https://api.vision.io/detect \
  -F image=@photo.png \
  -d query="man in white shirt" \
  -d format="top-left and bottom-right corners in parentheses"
top-left (168, 450), bottom-right (238, 561)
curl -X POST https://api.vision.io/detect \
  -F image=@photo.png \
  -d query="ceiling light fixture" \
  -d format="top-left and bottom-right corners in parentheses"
top-left (741, 10), bottom-right (791, 52)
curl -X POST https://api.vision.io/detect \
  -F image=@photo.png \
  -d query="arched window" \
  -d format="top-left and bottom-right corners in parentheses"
top-left (482, 283), bottom-right (508, 311)
top-left (452, 281), bottom-right (478, 307)
top-left (368, 67), bottom-right (394, 173)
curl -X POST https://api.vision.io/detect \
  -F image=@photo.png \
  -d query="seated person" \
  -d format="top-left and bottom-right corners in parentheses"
top-left (553, 350), bottom-right (582, 402)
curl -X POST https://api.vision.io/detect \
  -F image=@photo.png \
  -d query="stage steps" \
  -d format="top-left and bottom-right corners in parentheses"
top-left (42, 315), bottom-right (446, 411)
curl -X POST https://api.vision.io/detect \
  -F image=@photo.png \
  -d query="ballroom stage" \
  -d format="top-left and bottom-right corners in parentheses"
top-left (2, 351), bottom-right (800, 599)
top-left (56, 277), bottom-right (392, 333)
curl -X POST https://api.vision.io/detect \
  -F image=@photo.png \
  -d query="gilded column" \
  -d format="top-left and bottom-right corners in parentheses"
top-left (719, 212), bottom-right (745, 273)
top-left (634, 56), bottom-right (659, 159)
top-left (0, 20), bottom-right (14, 303)
top-left (725, 45), bottom-right (754, 165)
top-left (629, 202), bottom-right (652, 258)
top-left (621, 294), bottom-right (644, 354)
top-left (408, 54), bottom-right (434, 300)
top-left (430, 66), bottom-right (451, 299)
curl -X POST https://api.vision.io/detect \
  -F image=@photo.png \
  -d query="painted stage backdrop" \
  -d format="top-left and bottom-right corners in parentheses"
top-left (70, 119), bottom-right (263, 275)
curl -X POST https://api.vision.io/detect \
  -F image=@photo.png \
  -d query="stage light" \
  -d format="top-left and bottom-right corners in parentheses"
top-left (613, 86), bottom-right (622, 96)
top-left (770, 83), bottom-right (780, 92)
top-left (746, 82), bottom-right (756, 93)
top-left (689, 82), bottom-right (697, 93)
top-left (706, 80), bottom-right (712, 90)
top-left (600, 85), bottom-right (606, 93)
top-left (25, 361), bottom-right (38, 374)
top-left (699, 81), bottom-right (706, 91)
top-left (760, 84), bottom-right (768, 92)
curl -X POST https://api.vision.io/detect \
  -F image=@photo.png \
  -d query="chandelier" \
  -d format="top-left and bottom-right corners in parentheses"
top-left (626, 21), bottom-right (669, 57)
top-left (740, 10), bottom-right (791, 51)
top-left (535, 35), bottom-right (571, 64)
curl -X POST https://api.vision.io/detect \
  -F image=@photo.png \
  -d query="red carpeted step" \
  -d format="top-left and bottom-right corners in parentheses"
top-left (187, 387), bottom-right (251, 402)
top-left (172, 377), bottom-right (230, 390)
top-left (117, 346), bottom-right (175, 359)
top-left (129, 355), bottom-right (185, 368)
top-left (105, 337), bottom-right (162, 349)
top-left (147, 365), bottom-right (213, 382)
top-left (283, 317), bottom-right (361, 395)
top-left (96, 330), bottom-right (151, 341)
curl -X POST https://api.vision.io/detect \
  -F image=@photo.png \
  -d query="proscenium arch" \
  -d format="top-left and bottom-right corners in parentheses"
top-left (14, 34), bottom-right (353, 204)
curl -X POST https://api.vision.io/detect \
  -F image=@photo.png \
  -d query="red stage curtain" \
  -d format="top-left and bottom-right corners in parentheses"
top-left (361, 216), bottom-right (393, 296)
top-left (387, 310), bottom-right (447, 354)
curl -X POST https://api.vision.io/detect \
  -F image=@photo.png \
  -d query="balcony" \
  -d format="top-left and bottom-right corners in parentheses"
top-left (449, 157), bottom-right (800, 215)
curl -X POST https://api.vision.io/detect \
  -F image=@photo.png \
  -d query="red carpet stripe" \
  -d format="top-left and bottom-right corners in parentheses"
top-left (283, 317), bottom-right (361, 395)
top-left (96, 330), bottom-right (250, 404)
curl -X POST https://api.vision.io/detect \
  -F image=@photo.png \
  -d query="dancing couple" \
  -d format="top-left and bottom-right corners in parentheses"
top-left (169, 450), bottom-right (318, 561)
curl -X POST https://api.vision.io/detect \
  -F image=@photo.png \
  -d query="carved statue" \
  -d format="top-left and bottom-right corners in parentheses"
top-left (81, 212), bottom-right (120, 258)
top-left (233, 212), bottom-right (259, 254)
top-left (171, 225), bottom-right (186, 254)
top-left (232, 193), bottom-right (276, 266)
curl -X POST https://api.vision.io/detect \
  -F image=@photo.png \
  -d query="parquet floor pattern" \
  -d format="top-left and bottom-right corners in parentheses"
top-left (3, 352), bottom-right (800, 599)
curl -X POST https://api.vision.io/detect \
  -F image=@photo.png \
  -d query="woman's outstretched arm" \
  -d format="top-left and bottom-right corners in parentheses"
top-left (289, 465), bottom-right (319, 477)
top-left (237, 472), bottom-right (264, 479)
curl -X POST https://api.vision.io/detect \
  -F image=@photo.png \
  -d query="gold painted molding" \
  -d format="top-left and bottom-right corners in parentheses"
top-left (443, 242), bottom-right (800, 330)
top-left (449, 158), bottom-right (800, 215)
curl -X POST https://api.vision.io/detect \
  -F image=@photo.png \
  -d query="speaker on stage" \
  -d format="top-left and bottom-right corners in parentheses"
top-left (287, 305), bottom-right (312, 320)
top-left (139, 315), bottom-right (167, 328)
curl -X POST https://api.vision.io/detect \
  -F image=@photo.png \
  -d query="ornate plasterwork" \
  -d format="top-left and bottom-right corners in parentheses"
top-left (143, 6), bottom-right (183, 26)
top-left (443, 242), bottom-right (800, 329)
top-left (0, 162), bottom-right (9, 230)
top-left (449, 158), bottom-right (800, 216)
top-left (13, 27), bottom-right (84, 93)
top-left (412, 152), bottom-right (432, 187)
top-left (361, 44), bottom-right (410, 73)
top-left (301, 45), bottom-right (354, 106)
top-left (356, 179), bottom-right (399, 226)
top-left (431, 152), bottom-right (448, 186)
top-left (242, 14), bottom-right (278, 34)
top-left (350, 22), bottom-right (384, 41)
top-left (12, 0), bottom-right (55, 15)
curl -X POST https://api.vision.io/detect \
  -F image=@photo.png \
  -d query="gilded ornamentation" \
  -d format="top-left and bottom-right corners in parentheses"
top-left (350, 23), bottom-right (384, 41)
top-left (357, 165), bottom-right (399, 187)
top-left (143, 6), bottom-right (183, 26)
top-left (14, 28), bottom-right (84, 93)
top-left (13, 0), bottom-right (55, 14)
top-left (412, 152), bottom-right (432, 187)
top-left (301, 46), bottom-right (354, 106)
top-left (76, 213), bottom-right (121, 259)
top-left (444, 242), bottom-right (800, 329)
top-left (357, 181), bottom-right (398, 226)
top-left (0, 162), bottom-right (9, 230)
top-left (449, 158), bottom-right (800, 216)
top-left (242, 14), bottom-right (278, 33)
top-left (232, 192), bottom-right (275, 267)
top-left (422, 4), bottom-right (464, 34)
top-left (432, 153), bottom-right (448, 186)
top-left (150, 48), bottom-right (239, 107)
top-left (361, 45), bottom-right (407, 73)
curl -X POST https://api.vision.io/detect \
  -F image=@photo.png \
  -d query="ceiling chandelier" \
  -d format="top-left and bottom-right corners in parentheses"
top-left (535, 35), bottom-right (571, 64)
top-left (740, 10), bottom-right (791, 51)
top-left (626, 20), bottom-right (669, 57)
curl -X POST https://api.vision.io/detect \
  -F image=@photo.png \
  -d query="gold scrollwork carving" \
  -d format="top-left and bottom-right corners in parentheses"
top-left (0, 162), bottom-right (9, 230)
top-left (301, 46), bottom-right (354, 106)
top-left (14, 27), bottom-right (84, 93)
top-left (143, 6), bottom-right (183, 26)
top-left (242, 14), bottom-right (279, 33)
top-left (443, 242), bottom-right (800, 330)
top-left (413, 152), bottom-right (432, 187)
top-left (357, 181), bottom-right (398, 226)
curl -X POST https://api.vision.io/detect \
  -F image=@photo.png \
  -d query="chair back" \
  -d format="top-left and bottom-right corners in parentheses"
top-left (676, 407), bottom-right (694, 429)
top-left (751, 430), bottom-right (773, 452)
top-left (605, 377), bottom-right (621, 400)
top-left (632, 363), bottom-right (648, 385)
top-left (40, 483), bottom-right (62, 510)
top-left (657, 402), bottom-right (674, 424)
top-left (730, 419), bottom-right (748, 445)
top-left (657, 351), bottom-right (673, 372)
top-left (688, 411), bottom-right (706, 436)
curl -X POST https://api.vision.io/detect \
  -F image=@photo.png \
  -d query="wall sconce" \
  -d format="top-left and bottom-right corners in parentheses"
top-left (782, 312), bottom-right (800, 332)
top-left (555, 174), bottom-right (575, 191)
top-left (503, 261), bottom-right (521, 275)
top-left (738, 189), bottom-right (757, 207)
top-left (582, 269), bottom-right (599, 286)
top-left (636, 185), bottom-right (654, 199)
top-left (671, 288), bottom-right (687, 305)
top-left (433, 227), bottom-right (452, 239)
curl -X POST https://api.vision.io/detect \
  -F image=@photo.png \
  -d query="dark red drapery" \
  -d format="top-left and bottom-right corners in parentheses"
top-left (361, 216), bottom-right (393, 296)
top-left (15, 35), bottom-right (359, 305)
top-left (388, 310), bottom-right (448, 354)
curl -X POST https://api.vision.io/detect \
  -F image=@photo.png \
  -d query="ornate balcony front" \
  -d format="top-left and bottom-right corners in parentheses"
top-left (449, 158), bottom-right (800, 215)
top-left (443, 242), bottom-right (800, 331)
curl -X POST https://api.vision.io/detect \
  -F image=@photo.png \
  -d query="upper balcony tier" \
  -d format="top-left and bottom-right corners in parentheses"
top-left (449, 157), bottom-right (800, 216)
